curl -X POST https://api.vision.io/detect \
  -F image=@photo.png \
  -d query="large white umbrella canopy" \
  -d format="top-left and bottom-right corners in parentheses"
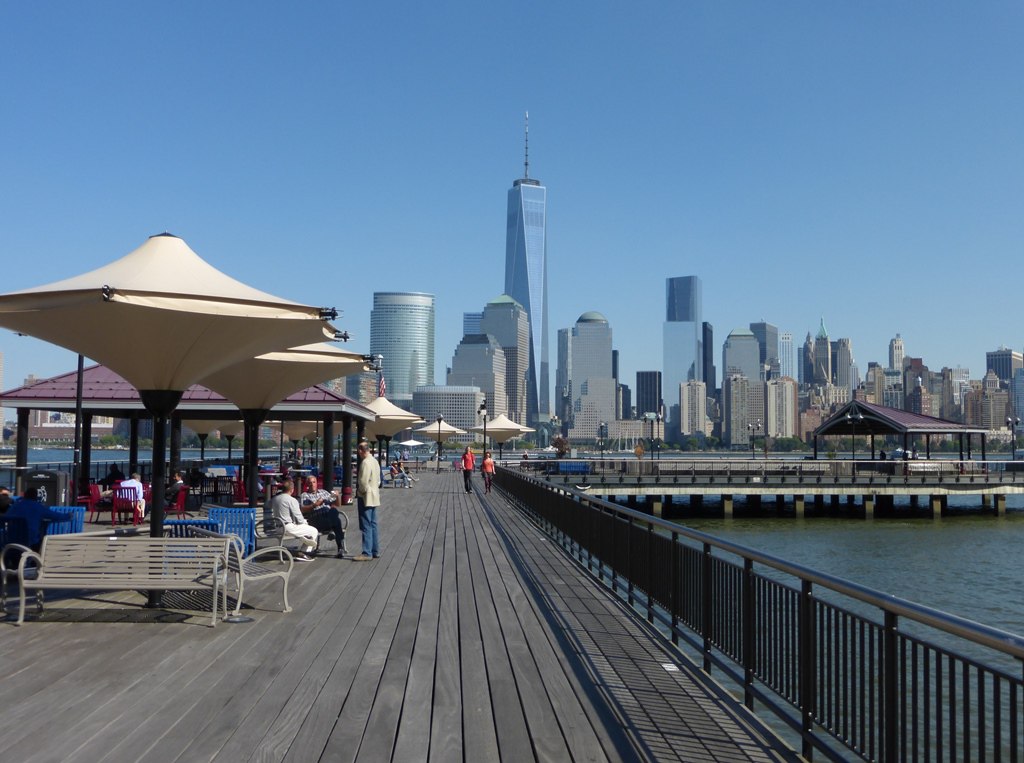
top-left (363, 396), bottom-right (423, 439)
top-left (0, 233), bottom-right (340, 550)
top-left (469, 413), bottom-right (535, 444)
top-left (415, 419), bottom-right (468, 442)
top-left (278, 420), bottom-right (321, 442)
top-left (0, 234), bottom-right (338, 392)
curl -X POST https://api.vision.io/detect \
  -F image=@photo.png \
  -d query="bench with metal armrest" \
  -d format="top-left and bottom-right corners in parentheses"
top-left (1, 529), bottom-right (232, 627)
top-left (186, 527), bottom-right (293, 617)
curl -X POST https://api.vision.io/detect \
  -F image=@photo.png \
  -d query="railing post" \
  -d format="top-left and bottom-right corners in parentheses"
top-left (702, 541), bottom-right (713, 673)
top-left (884, 610), bottom-right (899, 762)
top-left (671, 530), bottom-right (680, 646)
top-left (646, 520), bottom-right (654, 623)
top-left (743, 558), bottom-right (755, 710)
top-left (799, 579), bottom-right (816, 761)
top-left (626, 515), bottom-right (633, 605)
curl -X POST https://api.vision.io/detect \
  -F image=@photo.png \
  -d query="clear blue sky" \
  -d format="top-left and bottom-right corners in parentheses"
top-left (2, 2), bottom-right (1022, 401)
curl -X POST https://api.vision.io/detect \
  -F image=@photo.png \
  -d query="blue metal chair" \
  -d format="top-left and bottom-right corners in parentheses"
top-left (206, 506), bottom-right (256, 556)
top-left (163, 518), bottom-right (220, 538)
top-left (45, 506), bottom-right (87, 535)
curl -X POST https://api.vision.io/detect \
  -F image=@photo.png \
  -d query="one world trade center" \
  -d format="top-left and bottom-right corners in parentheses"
top-left (504, 113), bottom-right (548, 425)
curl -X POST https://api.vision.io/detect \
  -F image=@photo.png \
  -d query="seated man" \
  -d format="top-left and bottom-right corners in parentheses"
top-left (389, 461), bottom-right (411, 488)
top-left (118, 472), bottom-right (147, 520)
top-left (6, 487), bottom-right (73, 550)
top-left (165, 471), bottom-right (186, 505)
top-left (270, 478), bottom-right (318, 562)
top-left (299, 476), bottom-right (346, 555)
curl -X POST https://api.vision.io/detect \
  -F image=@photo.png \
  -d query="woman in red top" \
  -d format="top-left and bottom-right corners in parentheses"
top-left (481, 451), bottom-right (495, 494)
top-left (461, 447), bottom-right (476, 493)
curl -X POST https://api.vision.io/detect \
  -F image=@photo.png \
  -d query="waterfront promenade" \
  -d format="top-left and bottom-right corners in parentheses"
top-left (0, 471), bottom-right (796, 762)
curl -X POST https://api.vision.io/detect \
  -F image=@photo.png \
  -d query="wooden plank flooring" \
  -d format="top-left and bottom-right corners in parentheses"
top-left (0, 470), bottom-right (798, 762)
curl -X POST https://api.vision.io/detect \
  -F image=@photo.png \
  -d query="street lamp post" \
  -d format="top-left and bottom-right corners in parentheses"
top-left (748, 419), bottom-right (760, 459)
top-left (479, 397), bottom-right (488, 452)
top-left (1007, 416), bottom-right (1020, 461)
top-left (598, 421), bottom-right (607, 460)
top-left (647, 414), bottom-right (655, 462)
top-left (656, 413), bottom-right (662, 460)
top-left (436, 415), bottom-right (444, 473)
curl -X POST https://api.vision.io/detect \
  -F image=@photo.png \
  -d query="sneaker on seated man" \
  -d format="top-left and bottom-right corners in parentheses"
top-left (300, 476), bottom-right (346, 557)
top-left (270, 478), bottom-right (318, 561)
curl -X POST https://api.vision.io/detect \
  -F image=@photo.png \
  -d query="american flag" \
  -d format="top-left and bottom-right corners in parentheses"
top-left (378, 373), bottom-right (386, 398)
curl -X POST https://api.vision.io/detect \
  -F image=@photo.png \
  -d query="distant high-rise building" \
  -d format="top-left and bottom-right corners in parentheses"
top-left (889, 334), bottom-right (905, 371)
top-left (618, 383), bottom-right (632, 421)
top-left (567, 312), bottom-right (615, 441)
top-left (504, 114), bottom-right (548, 425)
top-left (370, 292), bottom-right (435, 403)
top-left (723, 374), bottom-right (750, 447)
top-left (766, 377), bottom-right (798, 438)
top-left (986, 347), bottom-right (1024, 386)
top-left (679, 380), bottom-right (707, 437)
top-left (749, 321), bottom-right (779, 368)
top-left (636, 371), bottom-right (662, 417)
top-left (663, 276), bottom-right (702, 427)
top-left (462, 312), bottom-right (483, 336)
top-left (833, 338), bottom-right (854, 393)
top-left (447, 334), bottom-right (507, 419)
top-left (411, 385), bottom-right (484, 445)
top-left (702, 321), bottom-right (716, 395)
top-left (813, 318), bottom-right (832, 385)
top-left (778, 332), bottom-right (794, 380)
top-left (555, 327), bottom-right (572, 424)
top-left (801, 332), bottom-right (815, 386)
top-left (722, 328), bottom-right (761, 382)
top-left (480, 295), bottom-right (530, 424)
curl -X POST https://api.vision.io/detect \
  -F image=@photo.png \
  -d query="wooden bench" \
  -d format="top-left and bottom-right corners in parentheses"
top-left (1, 530), bottom-right (232, 627)
top-left (187, 527), bottom-right (294, 617)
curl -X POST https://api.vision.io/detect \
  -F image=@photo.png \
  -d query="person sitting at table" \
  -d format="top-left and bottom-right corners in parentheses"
top-left (299, 476), bottom-right (346, 555)
top-left (6, 487), bottom-right (73, 550)
top-left (99, 464), bottom-right (125, 490)
top-left (270, 478), bottom-right (317, 562)
top-left (118, 472), bottom-right (146, 519)
top-left (165, 471), bottom-right (186, 504)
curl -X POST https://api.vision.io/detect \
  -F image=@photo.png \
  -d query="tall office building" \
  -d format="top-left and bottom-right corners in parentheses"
top-left (889, 334), bottom-right (905, 371)
top-left (411, 385), bottom-right (483, 445)
top-left (749, 321), bottom-right (779, 368)
top-left (369, 292), bottom-right (435, 402)
top-left (567, 312), bottom-right (616, 441)
top-left (462, 312), bottom-right (482, 336)
top-left (504, 114), bottom-right (548, 425)
top-left (663, 276), bottom-right (703, 427)
top-left (555, 327), bottom-right (572, 425)
top-left (833, 338), bottom-right (854, 394)
top-left (479, 295), bottom-right (530, 424)
top-left (722, 374), bottom-right (750, 447)
top-left (702, 322), bottom-right (716, 396)
top-left (679, 380), bottom-right (707, 437)
top-left (722, 328), bottom-right (761, 382)
top-left (986, 347), bottom-right (1024, 386)
top-left (636, 371), bottom-right (662, 417)
top-left (446, 334), bottom-right (507, 419)
top-left (801, 332), bottom-right (815, 386)
top-left (813, 318), bottom-right (832, 385)
top-left (778, 332), bottom-right (794, 380)
top-left (766, 377), bottom-right (798, 438)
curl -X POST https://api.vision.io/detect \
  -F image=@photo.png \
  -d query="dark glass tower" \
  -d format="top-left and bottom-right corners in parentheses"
top-left (504, 115), bottom-right (548, 425)
top-left (663, 276), bottom-right (702, 426)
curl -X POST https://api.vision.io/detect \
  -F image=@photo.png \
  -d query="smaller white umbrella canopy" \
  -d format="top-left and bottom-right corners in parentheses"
top-left (397, 439), bottom-right (426, 447)
top-left (469, 413), bottom-right (535, 444)
top-left (278, 420), bottom-right (321, 442)
top-left (415, 420), bottom-right (467, 442)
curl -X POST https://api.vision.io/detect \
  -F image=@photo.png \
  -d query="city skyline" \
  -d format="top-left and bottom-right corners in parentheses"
top-left (2, 4), bottom-right (1023, 403)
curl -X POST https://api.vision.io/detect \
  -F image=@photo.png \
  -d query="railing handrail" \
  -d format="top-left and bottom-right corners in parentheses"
top-left (502, 465), bottom-right (1024, 660)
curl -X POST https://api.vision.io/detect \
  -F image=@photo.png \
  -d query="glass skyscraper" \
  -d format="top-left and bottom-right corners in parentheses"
top-left (369, 292), bottom-right (435, 401)
top-left (504, 123), bottom-right (548, 426)
top-left (663, 276), bottom-right (702, 427)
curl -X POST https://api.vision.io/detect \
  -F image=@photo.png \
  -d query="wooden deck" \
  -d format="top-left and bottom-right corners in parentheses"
top-left (1, 472), bottom-right (798, 762)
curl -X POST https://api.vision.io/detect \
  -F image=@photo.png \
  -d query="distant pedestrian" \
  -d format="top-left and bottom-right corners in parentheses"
top-left (481, 451), bottom-right (495, 494)
top-left (354, 441), bottom-right (381, 561)
top-left (461, 447), bottom-right (476, 493)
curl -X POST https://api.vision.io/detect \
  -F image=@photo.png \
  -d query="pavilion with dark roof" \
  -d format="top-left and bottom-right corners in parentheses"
top-left (813, 400), bottom-right (990, 460)
top-left (0, 364), bottom-right (375, 495)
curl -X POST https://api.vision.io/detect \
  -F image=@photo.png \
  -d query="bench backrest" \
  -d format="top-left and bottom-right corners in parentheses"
top-left (37, 534), bottom-right (230, 584)
top-left (46, 506), bottom-right (87, 535)
top-left (206, 506), bottom-right (256, 555)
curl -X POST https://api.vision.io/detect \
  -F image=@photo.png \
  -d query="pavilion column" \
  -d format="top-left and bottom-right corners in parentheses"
top-left (170, 414), bottom-right (182, 477)
top-left (322, 413), bottom-right (335, 491)
top-left (81, 413), bottom-right (93, 489)
top-left (982, 434), bottom-right (987, 461)
top-left (241, 409), bottom-right (270, 510)
top-left (16, 409), bottom-right (29, 469)
top-left (129, 415), bottom-right (140, 474)
top-left (342, 416), bottom-right (354, 504)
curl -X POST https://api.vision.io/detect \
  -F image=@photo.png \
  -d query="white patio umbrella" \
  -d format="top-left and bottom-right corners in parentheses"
top-left (397, 439), bottom-right (425, 448)
top-left (363, 396), bottom-right (423, 463)
top-left (198, 342), bottom-right (369, 507)
top-left (415, 418), bottom-right (468, 472)
top-left (0, 233), bottom-right (338, 549)
top-left (182, 419), bottom-right (242, 462)
top-left (469, 413), bottom-right (535, 459)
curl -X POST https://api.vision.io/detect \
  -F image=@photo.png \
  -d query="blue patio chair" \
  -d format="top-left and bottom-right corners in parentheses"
top-left (164, 518), bottom-right (220, 538)
top-left (206, 506), bottom-right (257, 556)
top-left (45, 506), bottom-right (87, 535)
